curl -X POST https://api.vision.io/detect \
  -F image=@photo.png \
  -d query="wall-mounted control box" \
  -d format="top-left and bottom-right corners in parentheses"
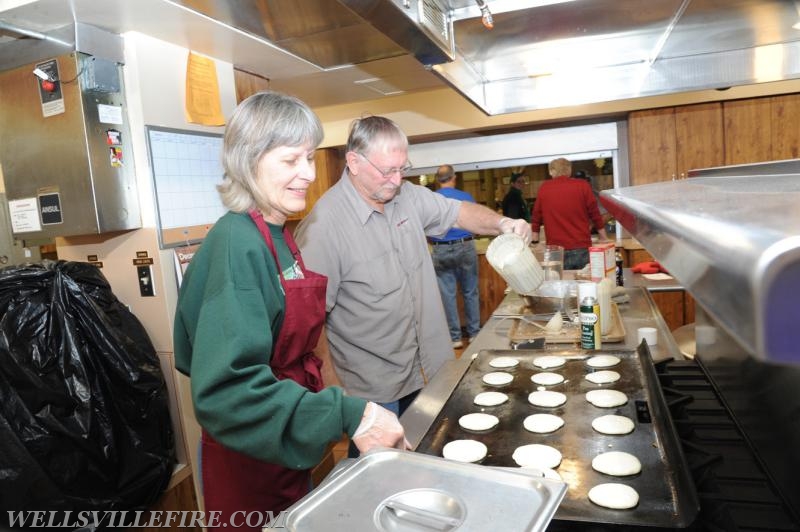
top-left (137, 265), bottom-right (155, 297)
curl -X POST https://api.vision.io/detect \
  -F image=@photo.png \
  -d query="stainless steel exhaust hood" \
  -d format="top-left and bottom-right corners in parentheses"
top-left (444, 0), bottom-right (800, 115)
top-left (5, 1), bottom-right (800, 115)
top-left (347, 0), bottom-right (800, 115)
top-left (600, 159), bottom-right (800, 364)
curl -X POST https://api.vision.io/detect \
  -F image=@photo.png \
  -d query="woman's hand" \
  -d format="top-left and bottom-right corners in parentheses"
top-left (352, 402), bottom-right (410, 452)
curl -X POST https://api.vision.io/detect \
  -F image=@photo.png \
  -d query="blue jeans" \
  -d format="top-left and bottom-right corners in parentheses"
top-left (432, 240), bottom-right (481, 340)
top-left (564, 248), bottom-right (590, 270)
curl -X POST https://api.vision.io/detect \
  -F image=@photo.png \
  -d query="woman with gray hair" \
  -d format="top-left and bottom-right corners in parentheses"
top-left (174, 92), bottom-right (406, 530)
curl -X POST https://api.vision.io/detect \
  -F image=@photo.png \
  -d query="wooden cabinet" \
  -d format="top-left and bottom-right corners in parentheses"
top-left (453, 254), bottom-right (506, 328)
top-left (628, 103), bottom-right (724, 185)
top-left (133, 473), bottom-right (201, 532)
top-left (477, 254), bottom-right (507, 325)
top-left (630, 94), bottom-right (800, 179)
top-left (772, 93), bottom-right (800, 160)
top-left (628, 108), bottom-right (677, 185)
top-left (624, 248), bottom-right (654, 267)
top-left (650, 291), bottom-right (687, 332)
top-left (233, 68), bottom-right (270, 103)
top-left (723, 98), bottom-right (772, 165)
top-left (289, 148), bottom-right (344, 220)
top-left (675, 103), bottom-right (725, 176)
top-left (618, 244), bottom-right (693, 330)
top-left (684, 291), bottom-right (696, 325)
top-left (724, 93), bottom-right (800, 164)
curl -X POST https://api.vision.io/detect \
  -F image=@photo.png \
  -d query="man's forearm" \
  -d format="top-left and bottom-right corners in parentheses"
top-left (455, 201), bottom-right (533, 244)
top-left (454, 201), bottom-right (505, 235)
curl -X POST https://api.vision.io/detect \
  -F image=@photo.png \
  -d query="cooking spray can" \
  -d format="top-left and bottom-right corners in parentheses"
top-left (579, 282), bottom-right (602, 350)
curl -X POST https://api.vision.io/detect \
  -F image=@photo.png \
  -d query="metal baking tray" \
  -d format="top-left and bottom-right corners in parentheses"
top-left (413, 345), bottom-right (699, 528)
top-left (269, 448), bottom-right (566, 531)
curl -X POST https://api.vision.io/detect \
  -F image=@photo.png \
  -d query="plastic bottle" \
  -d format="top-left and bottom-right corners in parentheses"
top-left (615, 250), bottom-right (624, 287)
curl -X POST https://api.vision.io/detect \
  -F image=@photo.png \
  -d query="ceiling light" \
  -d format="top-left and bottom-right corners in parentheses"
top-left (475, 0), bottom-right (494, 30)
top-left (354, 78), bottom-right (405, 96)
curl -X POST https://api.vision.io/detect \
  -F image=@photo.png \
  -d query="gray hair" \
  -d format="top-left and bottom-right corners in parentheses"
top-left (548, 157), bottom-right (572, 178)
top-left (217, 91), bottom-right (324, 213)
top-left (435, 164), bottom-right (455, 183)
top-left (346, 115), bottom-right (408, 160)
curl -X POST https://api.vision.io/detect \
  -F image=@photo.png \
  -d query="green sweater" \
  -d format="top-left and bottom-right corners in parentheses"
top-left (174, 211), bottom-right (366, 469)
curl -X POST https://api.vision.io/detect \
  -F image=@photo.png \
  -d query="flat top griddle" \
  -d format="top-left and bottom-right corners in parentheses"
top-left (414, 346), bottom-right (699, 528)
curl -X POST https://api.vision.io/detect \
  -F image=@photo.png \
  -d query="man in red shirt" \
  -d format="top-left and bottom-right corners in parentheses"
top-left (531, 158), bottom-right (608, 269)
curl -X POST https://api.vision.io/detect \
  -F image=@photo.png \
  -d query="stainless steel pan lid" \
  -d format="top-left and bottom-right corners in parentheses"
top-left (268, 448), bottom-right (566, 532)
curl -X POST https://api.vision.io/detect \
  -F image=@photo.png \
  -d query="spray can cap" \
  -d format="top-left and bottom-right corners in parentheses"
top-left (578, 281), bottom-right (597, 302)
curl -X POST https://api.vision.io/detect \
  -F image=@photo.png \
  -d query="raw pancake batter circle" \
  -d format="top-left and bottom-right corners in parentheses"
top-left (588, 483), bottom-right (640, 509)
top-left (592, 451), bottom-right (642, 476)
top-left (482, 371), bottom-right (514, 386)
top-left (586, 389), bottom-right (628, 408)
top-left (512, 444), bottom-right (562, 468)
top-left (585, 370), bottom-right (621, 384)
top-left (591, 414), bottom-right (635, 435)
top-left (489, 356), bottom-right (519, 369)
top-left (523, 413), bottom-right (565, 434)
top-left (528, 390), bottom-right (567, 408)
top-left (532, 355), bottom-right (566, 369)
top-left (474, 391), bottom-right (509, 406)
top-left (587, 354), bottom-right (621, 368)
top-left (442, 440), bottom-right (488, 463)
top-left (531, 372), bottom-right (565, 386)
top-left (459, 413), bottom-right (500, 432)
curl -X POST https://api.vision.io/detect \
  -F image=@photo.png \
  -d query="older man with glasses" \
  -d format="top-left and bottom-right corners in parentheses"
top-left (295, 116), bottom-right (531, 452)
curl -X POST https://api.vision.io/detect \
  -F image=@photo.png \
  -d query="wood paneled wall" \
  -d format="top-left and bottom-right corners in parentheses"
top-left (630, 92), bottom-right (800, 185)
top-left (629, 103), bottom-right (724, 184)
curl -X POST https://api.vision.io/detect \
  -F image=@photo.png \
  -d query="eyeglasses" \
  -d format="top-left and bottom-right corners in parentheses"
top-left (358, 153), bottom-right (413, 178)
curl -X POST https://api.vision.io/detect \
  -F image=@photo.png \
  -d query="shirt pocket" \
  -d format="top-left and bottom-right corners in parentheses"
top-left (345, 251), bottom-right (404, 301)
top-left (395, 219), bottom-right (424, 272)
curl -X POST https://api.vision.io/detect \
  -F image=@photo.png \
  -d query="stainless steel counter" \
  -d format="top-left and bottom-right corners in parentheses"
top-left (622, 268), bottom-right (684, 293)
top-left (401, 286), bottom-right (681, 449)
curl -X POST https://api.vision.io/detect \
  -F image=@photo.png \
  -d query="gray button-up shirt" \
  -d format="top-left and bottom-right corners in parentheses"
top-left (295, 173), bottom-right (460, 403)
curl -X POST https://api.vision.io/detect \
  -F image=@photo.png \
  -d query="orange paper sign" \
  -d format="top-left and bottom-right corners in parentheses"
top-left (185, 52), bottom-right (225, 126)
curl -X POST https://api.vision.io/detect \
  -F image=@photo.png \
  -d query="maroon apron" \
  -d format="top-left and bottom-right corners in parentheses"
top-left (200, 210), bottom-right (327, 531)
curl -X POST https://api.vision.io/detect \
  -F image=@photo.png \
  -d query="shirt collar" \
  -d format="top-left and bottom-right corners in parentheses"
top-left (340, 170), bottom-right (402, 225)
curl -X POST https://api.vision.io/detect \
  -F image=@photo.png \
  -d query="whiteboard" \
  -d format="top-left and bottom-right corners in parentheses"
top-left (145, 126), bottom-right (227, 248)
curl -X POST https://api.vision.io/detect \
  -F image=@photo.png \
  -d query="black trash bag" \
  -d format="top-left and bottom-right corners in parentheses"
top-left (0, 260), bottom-right (174, 524)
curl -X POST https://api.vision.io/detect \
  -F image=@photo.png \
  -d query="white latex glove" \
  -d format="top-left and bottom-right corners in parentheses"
top-left (498, 217), bottom-right (533, 246)
top-left (352, 402), bottom-right (410, 453)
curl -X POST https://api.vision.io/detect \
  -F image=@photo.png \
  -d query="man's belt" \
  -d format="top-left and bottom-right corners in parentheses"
top-left (431, 236), bottom-right (474, 246)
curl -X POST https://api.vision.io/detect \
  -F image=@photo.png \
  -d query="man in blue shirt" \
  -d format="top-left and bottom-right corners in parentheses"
top-left (428, 165), bottom-right (481, 349)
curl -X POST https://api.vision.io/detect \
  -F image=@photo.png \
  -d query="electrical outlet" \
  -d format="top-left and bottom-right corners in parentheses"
top-left (137, 265), bottom-right (155, 297)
